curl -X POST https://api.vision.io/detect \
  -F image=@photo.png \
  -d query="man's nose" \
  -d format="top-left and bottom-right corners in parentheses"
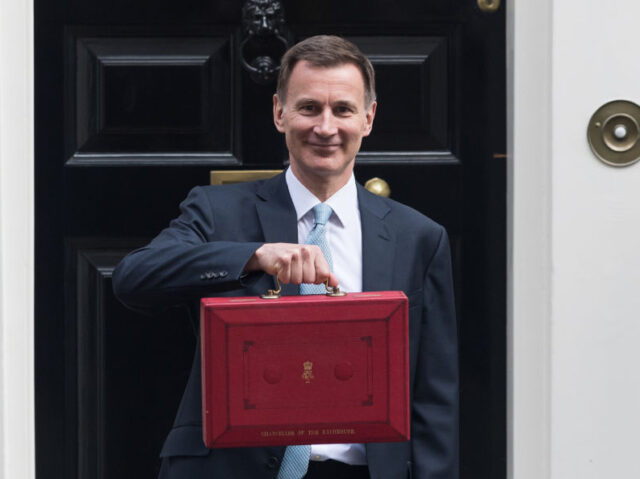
top-left (313, 110), bottom-right (338, 137)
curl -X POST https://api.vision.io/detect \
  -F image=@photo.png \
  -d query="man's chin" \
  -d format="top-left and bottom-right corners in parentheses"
top-left (304, 160), bottom-right (346, 176)
top-left (309, 145), bottom-right (341, 156)
top-left (292, 157), bottom-right (353, 179)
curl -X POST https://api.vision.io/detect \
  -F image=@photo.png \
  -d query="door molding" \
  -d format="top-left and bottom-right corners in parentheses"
top-left (507, 1), bottom-right (553, 479)
top-left (0, 0), bottom-right (35, 477)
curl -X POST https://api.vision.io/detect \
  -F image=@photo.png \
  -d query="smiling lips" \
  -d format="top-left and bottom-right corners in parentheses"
top-left (308, 142), bottom-right (341, 149)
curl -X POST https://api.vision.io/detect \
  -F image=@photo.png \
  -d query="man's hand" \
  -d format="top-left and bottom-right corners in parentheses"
top-left (244, 243), bottom-right (339, 287)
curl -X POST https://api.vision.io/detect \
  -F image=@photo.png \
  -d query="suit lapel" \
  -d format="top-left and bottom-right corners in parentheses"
top-left (255, 173), bottom-right (299, 296)
top-left (358, 184), bottom-right (394, 292)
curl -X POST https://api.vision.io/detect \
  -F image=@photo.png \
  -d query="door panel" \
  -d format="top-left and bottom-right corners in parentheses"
top-left (66, 241), bottom-right (196, 479)
top-left (67, 32), bottom-right (236, 165)
top-left (35, 1), bottom-right (505, 478)
top-left (355, 35), bottom-right (454, 160)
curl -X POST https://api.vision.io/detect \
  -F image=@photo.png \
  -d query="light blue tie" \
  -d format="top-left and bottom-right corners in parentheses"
top-left (299, 203), bottom-right (333, 295)
top-left (277, 204), bottom-right (333, 479)
top-left (277, 443), bottom-right (311, 479)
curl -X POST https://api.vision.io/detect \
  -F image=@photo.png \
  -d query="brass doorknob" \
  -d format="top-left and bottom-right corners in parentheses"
top-left (587, 100), bottom-right (640, 167)
top-left (364, 177), bottom-right (391, 198)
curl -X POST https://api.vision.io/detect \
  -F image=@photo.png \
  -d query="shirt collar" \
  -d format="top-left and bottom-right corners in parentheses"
top-left (285, 168), bottom-right (359, 228)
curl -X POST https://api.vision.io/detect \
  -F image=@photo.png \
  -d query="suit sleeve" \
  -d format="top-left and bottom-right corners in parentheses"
top-left (412, 227), bottom-right (459, 479)
top-left (112, 186), bottom-right (264, 314)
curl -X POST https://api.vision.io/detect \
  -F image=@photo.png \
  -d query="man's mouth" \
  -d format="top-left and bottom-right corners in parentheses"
top-left (308, 143), bottom-right (340, 149)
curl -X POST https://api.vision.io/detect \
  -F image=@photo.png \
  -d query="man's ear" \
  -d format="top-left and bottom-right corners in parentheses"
top-left (273, 94), bottom-right (286, 133)
top-left (362, 101), bottom-right (377, 137)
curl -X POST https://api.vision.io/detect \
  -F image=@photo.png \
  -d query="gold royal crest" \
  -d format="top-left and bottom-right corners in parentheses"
top-left (302, 360), bottom-right (314, 384)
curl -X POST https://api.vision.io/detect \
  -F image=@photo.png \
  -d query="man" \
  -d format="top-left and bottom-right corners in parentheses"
top-left (113, 35), bottom-right (458, 479)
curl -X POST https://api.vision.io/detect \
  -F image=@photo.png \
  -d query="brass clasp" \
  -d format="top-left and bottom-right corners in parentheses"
top-left (325, 281), bottom-right (347, 297)
top-left (260, 276), bottom-right (282, 299)
top-left (260, 277), bottom-right (347, 299)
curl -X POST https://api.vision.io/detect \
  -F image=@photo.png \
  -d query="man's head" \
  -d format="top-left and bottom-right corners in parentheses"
top-left (273, 36), bottom-right (377, 200)
top-left (276, 35), bottom-right (376, 109)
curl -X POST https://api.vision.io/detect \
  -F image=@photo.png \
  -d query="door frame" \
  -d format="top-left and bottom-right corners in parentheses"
top-left (507, 2), bottom-right (552, 479)
top-left (0, 0), bottom-right (36, 477)
top-left (0, 0), bottom-right (552, 477)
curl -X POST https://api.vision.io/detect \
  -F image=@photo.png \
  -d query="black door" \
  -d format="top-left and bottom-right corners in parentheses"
top-left (35, 1), bottom-right (505, 478)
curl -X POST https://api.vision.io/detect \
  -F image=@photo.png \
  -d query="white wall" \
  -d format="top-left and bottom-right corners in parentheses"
top-left (550, 1), bottom-right (640, 477)
top-left (510, 0), bottom-right (640, 478)
top-left (0, 0), bottom-right (35, 478)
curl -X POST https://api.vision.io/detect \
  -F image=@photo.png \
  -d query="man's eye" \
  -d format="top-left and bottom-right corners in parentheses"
top-left (335, 106), bottom-right (352, 115)
top-left (300, 105), bottom-right (316, 113)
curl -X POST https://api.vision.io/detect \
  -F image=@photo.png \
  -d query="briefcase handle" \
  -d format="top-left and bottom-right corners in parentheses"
top-left (261, 276), bottom-right (347, 299)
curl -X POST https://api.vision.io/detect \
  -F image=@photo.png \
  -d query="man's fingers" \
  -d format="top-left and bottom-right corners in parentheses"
top-left (312, 250), bottom-right (332, 285)
top-left (288, 248), bottom-right (303, 284)
top-left (273, 258), bottom-right (290, 284)
top-left (327, 272), bottom-right (340, 288)
top-left (248, 243), bottom-right (339, 286)
top-left (300, 246), bottom-right (316, 284)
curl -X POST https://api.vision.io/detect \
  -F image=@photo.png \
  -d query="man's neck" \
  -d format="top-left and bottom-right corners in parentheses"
top-left (289, 165), bottom-right (353, 202)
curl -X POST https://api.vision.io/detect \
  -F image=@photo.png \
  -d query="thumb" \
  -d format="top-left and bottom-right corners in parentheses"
top-left (327, 273), bottom-right (340, 288)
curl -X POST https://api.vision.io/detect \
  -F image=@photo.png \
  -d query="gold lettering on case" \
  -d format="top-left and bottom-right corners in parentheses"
top-left (259, 429), bottom-right (356, 438)
top-left (302, 360), bottom-right (314, 383)
top-left (260, 430), bottom-right (295, 437)
top-left (321, 428), bottom-right (356, 435)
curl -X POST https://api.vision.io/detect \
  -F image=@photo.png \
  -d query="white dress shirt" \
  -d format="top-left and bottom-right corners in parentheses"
top-left (285, 168), bottom-right (367, 465)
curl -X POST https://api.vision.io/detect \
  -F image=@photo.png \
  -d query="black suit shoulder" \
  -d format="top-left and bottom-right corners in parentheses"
top-left (191, 178), bottom-right (266, 198)
top-left (383, 195), bottom-right (443, 230)
top-left (359, 187), bottom-right (447, 257)
top-left (183, 180), bottom-right (267, 215)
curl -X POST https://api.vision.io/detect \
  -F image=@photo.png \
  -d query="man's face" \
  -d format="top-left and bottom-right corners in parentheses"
top-left (273, 61), bottom-right (376, 191)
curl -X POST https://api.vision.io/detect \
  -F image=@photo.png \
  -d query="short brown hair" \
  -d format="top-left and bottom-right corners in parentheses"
top-left (277, 35), bottom-right (376, 107)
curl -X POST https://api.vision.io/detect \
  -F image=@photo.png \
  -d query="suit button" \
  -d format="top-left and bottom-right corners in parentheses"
top-left (219, 270), bottom-right (228, 278)
top-left (211, 272), bottom-right (219, 279)
top-left (200, 273), bottom-right (207, 280)
top-left (266, 456), bottom-right (279, 469)
top-left (204, 271), bottom-right (214, 279)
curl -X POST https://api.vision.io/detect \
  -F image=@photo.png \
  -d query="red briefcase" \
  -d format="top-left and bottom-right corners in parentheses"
top-left (200, 286), bottom-right (409, 448)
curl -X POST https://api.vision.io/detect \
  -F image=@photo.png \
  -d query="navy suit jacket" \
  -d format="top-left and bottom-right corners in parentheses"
top-left (113, 172), bottom-right (458, 479)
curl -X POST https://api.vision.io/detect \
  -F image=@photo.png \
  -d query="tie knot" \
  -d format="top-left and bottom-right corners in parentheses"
top-left (312, 203), bottom-right (332, 226)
